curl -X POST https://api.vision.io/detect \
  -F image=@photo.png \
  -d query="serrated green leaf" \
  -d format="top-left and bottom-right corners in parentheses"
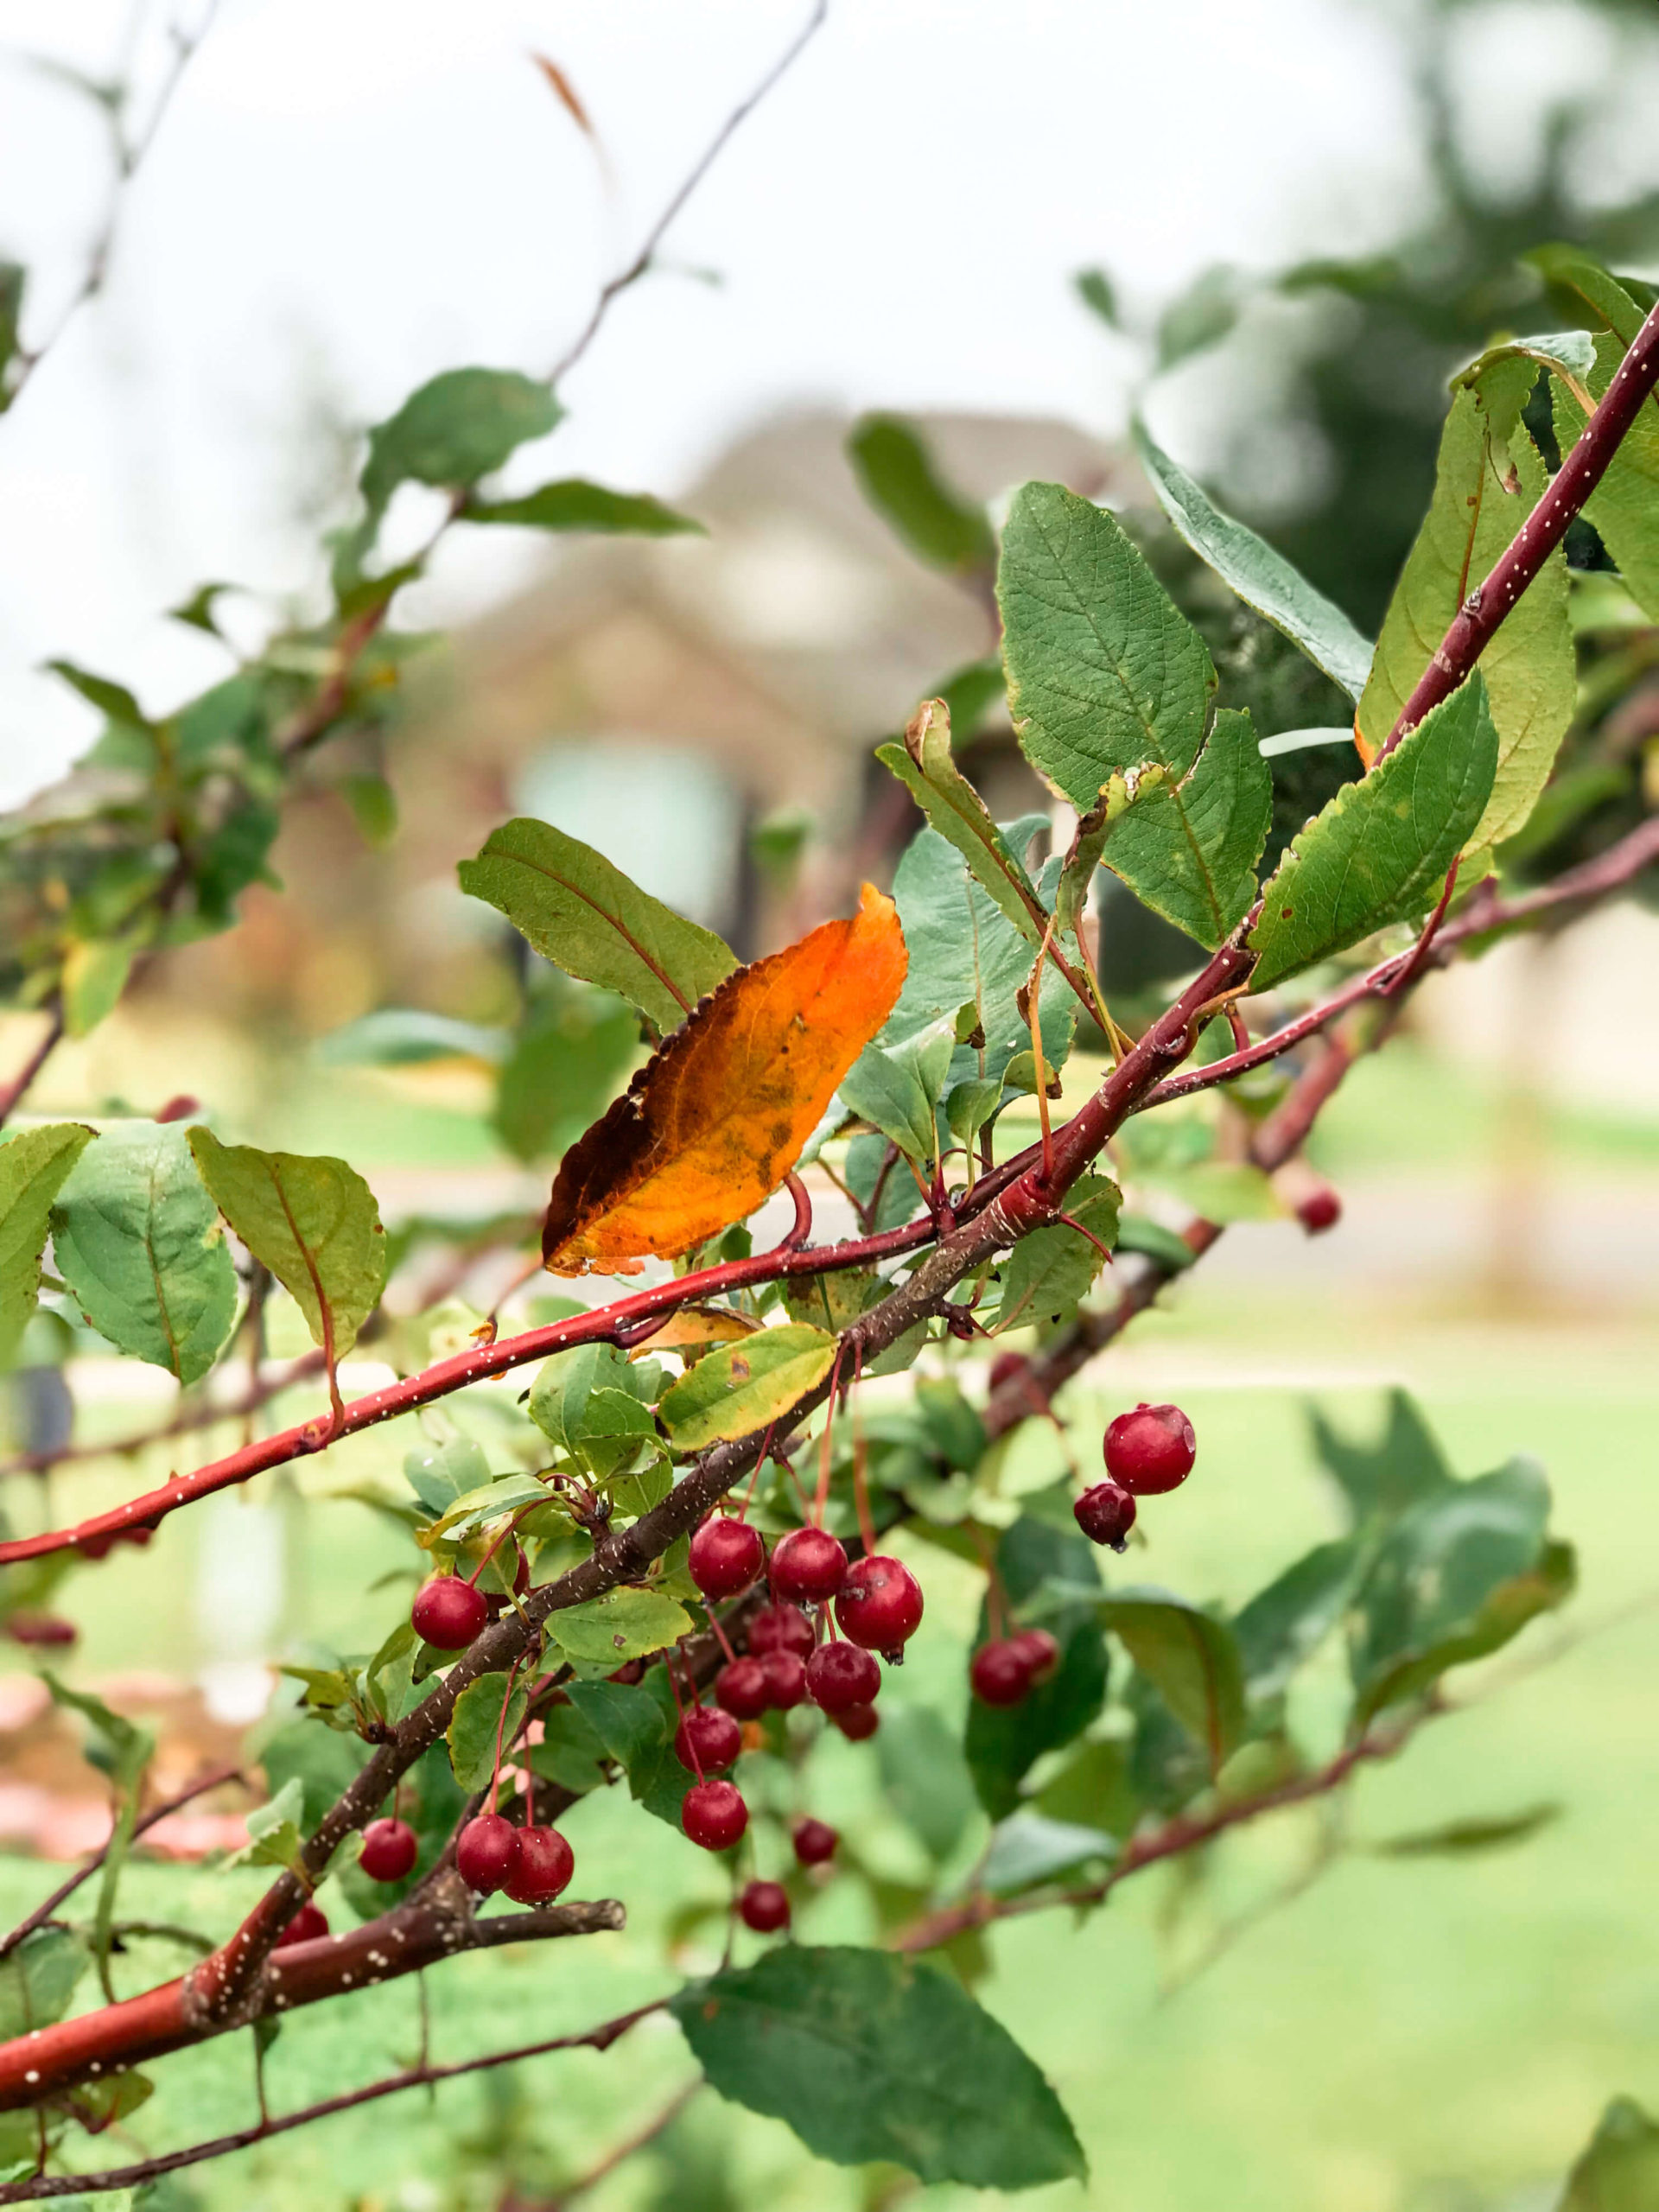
top-left (1098, 1591), bottom-right (1245, 1774)
top-left (530, 1340), bottom-right (658, 1466)
top-left (1248, 673), bottom-right (1499, 993)
top-left (1133, 420), bottom-right (1374, 699)
top-left (839, 1016), bottom-right (956, 1166)
top-left (1555, 2095), bottom-right (1659, 2210)
top-left (188, 1129), bottom-right (386, 1359)
top-left (464, 478), bottom-right (703, 536)
top-left (429, 1471), bottom-right (556, 1542)
top-left (989, 1174), bottom-right (1120, 1332)
top-left (404, 1437), bottom-right (492, 1517)
top-left (458, 817), bottom-right (735, 1036)
top-left (52, 1122), bottom-right (237, 1384)
top-left (671, 1946), bottom-right (1085, 2188)
top-left (0, 1122), bottom-right (95, 1365)
top-left (360, 368), bottom-right (562, 520)
top-left (1000, 481), bottom-right (1217, 810)
top-left (874, 698), bottom-right (1046, 949)
top-left (1233, 1535), bottom-right (1363, 1699)
top-left (1095, 706), bottom-right (1271, 947)
top-left (547, 1587), bottom-right (691, 1667)
top-left (237, 1775), bottom-right (308, 1872)
top-left (848, 416), bottom-right (995, 574)
top-left (658, 1324), bottom-right (837, 1451)
top-left (448, 1672), bottom-right (531, 1793)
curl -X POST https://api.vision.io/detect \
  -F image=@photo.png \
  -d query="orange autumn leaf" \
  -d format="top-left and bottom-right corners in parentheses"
top-left (543, 885), bottom-right (906, 1274)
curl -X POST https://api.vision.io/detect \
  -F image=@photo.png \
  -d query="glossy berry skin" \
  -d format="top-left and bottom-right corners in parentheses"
top-left (748, 1603), bottom-right (816, 1660)
top-left (504, 1825), bottom-right (575, 1905)
top-left (683, 1778), bottom-right (748, 1851)
top-left (770, 1526), bottom-right (848, 1605)
top-left (276, 1901), bottom-right (328, 1948)
top-left (806, 1641), bottom-right (880, 1712)
top-left (738, 1879), bottom-right (791, 1934)
top-left (1009, 1628), bottom-right (1060, 1684)
top-left (760, 1649), bottom-right (808, 1710)
top-left (715, 1656), bottom-right (772, 1720)
top-left (792, 1816), bottom-right (838, 1866)
top-left (988, 1351), bottom-right (1028, 1395)
top-left (456, 1814), bottom-right (521, 1894)
top-left (1103, 1402), bottom-right (1196, 1495)
top-left (1298, 1189), bottom-right (1342, 1235)
top-left (412, 1575), bottom-right (488, 1650)
top-left (675, 1705), bottom-right (742, 1774)
top-left (833, 1701), bottom-right (880, 1741)
top-left (1074, 1480), bottom-right (1136, 1551)
top-left (970, 1639), bottom-right (1034, 1707)
top-left (689, 1516), bottom-right (765, 1599)
top-left (359, 1817), bottom-right (418, 1882)
top-left (834, 1555), bottom-right (924, 1652)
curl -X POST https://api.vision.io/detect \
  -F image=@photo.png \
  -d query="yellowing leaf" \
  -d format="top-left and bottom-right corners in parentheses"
top-left (632, 1304), bottom-right (763, 1356)
top-left (658, 1324), bottom-right (838, 1450)
top-left (543, 886), bottom-right (906, 1273)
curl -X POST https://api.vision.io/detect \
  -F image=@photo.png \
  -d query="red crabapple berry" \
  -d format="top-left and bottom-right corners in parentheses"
top-left (748, 1603), bottom-right (816, 1659)
top-left (675, 1706), bottom-right (742, 1775)
top-left (1009, 1628), bottom-right (1060, 1684)
top-left (792, 1816), bottom-right (838, 1866)
top-left (1074, 1480), bottom-right (1136, 1550)
top-left (970, 1639), bottom-right (1034, 1707)
top-left (456, 1814), bottom-right (521, 1894)
top-left (276, 1901), bottom-right (328, 1948)
top-left (760, 1649), bottom-right (808, 1709)
top-left (1103, 1402), bottom-right (1196, 1495)
top-left (715, 1656), bottom-right (772, 1720)
top-left (689, 1515), bottom-right (765, 1600)
top-left (833, 1702), bottom-right (880, 1741)
top-left (411, 1575), bottom-right (488, 1650)
top-left (834, 1555), bottom-right (924, 1653)
top-left (738, 1879), bottom-right (791, 1934)
top-left (359, 1817), bottom-right (418, 1883)
top-left (805, 1641), bottom-right (880, 1713)
top-left (5, 1613), bottom-right (77, 1647)
top-left (770, 1526), bottom-right (848, 1605)
top-left (988, 1351), bottom-right (1028, 1394)
top-left (683, 1778), bottom-right (748, 1851)
top-left (504, 1825), bottom-right (575, 1905)
top-left (1297, 1189), bottom-right (1342, 1235)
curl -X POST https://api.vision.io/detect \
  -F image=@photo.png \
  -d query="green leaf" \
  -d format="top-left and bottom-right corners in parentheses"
top-left (1551, 326), bottom-right (1659, 623)
top-left (658, 1325), bottom-right (837, 1451)
top-left (529, 1700), bottom-right (612, 1796)
top-left (359, 368), bottom-right (562, 521)
top-left (874, 697), bottom-right (1046, 950)
top-left (1155, 264), bottom-right (1241, 371)
top-left (448, 1672), bottom-right (531, 1793)
top-left (979, 1812), bottom-right (1116, 1895)
top-left (0, 1928), bottom-right (87, 2042)
top-left (546, 1587), bottom-right (692, 1668)
top-left (1095, 706), bottom-right (1271, 947)
top-left (876, 1703), bottom-right (979, 1862)
top-left (1233, 1535), bottom-right (1363, 1699)
top-left (404, 1437), bottom-right (492, 1517)
top-left (1132, 420), bottom-right (1374, 699)
top-left (1248, 673), bottom-right (1499, 994)
top-left (257, 1713), bottom-right (372, 1834)
top-left (989, 1174), bottom-right (1120, 1332)
top-left (999, 481), bottom-right (1217, 810)
top-left (60, 937), bottom-right (136, 1038)
top-left (188, 1129), bottom-right (387, 1359)
top-left (839, 1016), bottom-right (956, 1166)
top-left (1370, 1802), bottom-right (1560, 1858)
top-left (1074, 266), bottom-right (1120, 328)
top-left (1114, 1213), bottom-right (1198, 1272)
top-left (1098, 1591), bottom-right (1245, 1774)
top-left (0, 261), bottom-right (24, 400)
top-left (464, 479), bottom-right (703, 536)
top-left (494, 982), bottom-right (639, 1164)
top-left (458, 817), bottom-right (736, 1036)
top-left (0, 1123), bottom-right (94, 1364)
top-left (45, 658), bottom-right (148, 729)
top-left (316, 1009), bottom-right (506, 1067)
top-left (340, 772), bottom-right (399, 848)
top-left (43, 1675), bottom-right (154, 1995)
top-left (1357, 378), bottom-right (1573, 860)
top-left (848, 416), bottom-right (995, 574)
top-left (1310, 1389), bottom-right (1452, 1528)
top-left (568, 1675), bottom-right (691, 1826)
top-left (429, 1471), bottom-right (559, 1543)
top-left (671, 1946), bottom-right (1085, 2189)
top-left (1556, 2096), bottom-right (1659, 2210)
top-left (237, 1775), bottom-right (308, 1872)
top-left (531, 1341), bottom-right (662, 1469)
top-left (51, 1122), bottom-right (237, 1384)
top-left (966, 1519), bottom-right (1107, 1819)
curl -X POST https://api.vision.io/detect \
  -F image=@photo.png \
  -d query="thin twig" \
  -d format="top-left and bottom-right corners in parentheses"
top-left (0, 1005), bottom-right (65, 1132)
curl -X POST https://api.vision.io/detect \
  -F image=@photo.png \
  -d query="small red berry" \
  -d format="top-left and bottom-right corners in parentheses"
top-left (805, 1641), bottom-right (880, 1713)
top-left (988, 1351), bottom-right (1028, 1394)
top-left (689, 1516), bottom-right (765, 1600)
top-left (675, 1706), bottom-right (742, 1774)
top-left (683, 1778), bottom-right (748, 1851)
top-left (760, 1649), bottom-right (808, 1709)
top-left (412, 1575), bottom-right (488, 1650)
top-left (607, 1657), bottom-right (647, 1685)
top-left (792, 1816), bottom-right (838, 1866)
top-left (715, 1656), bottom-right (772, 1720)
top-left (5, 1613), bottom-right (77, 1647)
top-left (456, 1814), bottom-right (520, 1894)
top-left (748, 1603), bottom-right (816, 1659)
top-left (770, 1527), bottom-right (848, 1605)
top-left (504, 1825), bottom-right (575, 1904)
top-left (1074, 1480), bottom-right (1136, 1550)
top-left (970, 1639), bottom-right (1033, 1707)
top-left (1008, 1628), bottom-right (1060, 1684)
top-left (1103, 1402), bottom-right (1196, 1495)
top-left (738, 1879), bottom-right (791, 1934)
top-left (834, 1555), bottom-right (924, 1651)
top-left (1297, 1188), bottom-right (1342, 1235)
top-left (276, 1901), bottom-right (328, 1948)
top-left (359, 1817), bottom-right (418, 1882)
top-left (75, 1534), bottom-right (114, 1561)
top-left (832, 1701), bottom-right (880, 1741)
top-left (155, 1093), bottom-right (201, 1123)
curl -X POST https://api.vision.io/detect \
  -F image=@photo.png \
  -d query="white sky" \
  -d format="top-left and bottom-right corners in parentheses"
top-left (0, 0), bottom-right (1647, 806)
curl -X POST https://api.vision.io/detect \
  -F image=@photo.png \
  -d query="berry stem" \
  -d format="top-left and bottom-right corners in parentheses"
top-left (490, 1655), bottom-right (526, 1810)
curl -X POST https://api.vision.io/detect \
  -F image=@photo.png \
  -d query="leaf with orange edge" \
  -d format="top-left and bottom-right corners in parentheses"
top-left (543, 886), bottom-right (906, 1274)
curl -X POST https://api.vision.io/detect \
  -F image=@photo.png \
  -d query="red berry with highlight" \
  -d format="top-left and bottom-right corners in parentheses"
top-left (770, 1527), bottom-right (848, 1605)
top-left (760, 1649), bottom-right (808, 1709)
top-left (1009, 1628), bottom-right (1060, 1684)
top-left (792, 1816), bottom-right (838, 1866)
top-left (806, 1641), bottom-right (880, 1712)
top-left (276, 1901), bottom-right (328, 1948)
top-left (833, 1701), bottom-right (880, 1741)
top-left (675, 1706), bottom-right (742, 1774)
top-left (504, 1825), bottom-right (575, 1904)
top-left (1074, 1480), bottom-right (1136, 1550)
top-left (689, 1515), bottom-right (765, 1599)
top-left (683, 1778), bottom-right (748, 1851)
top-left (1297, 1189), bottom-right (1342, 1235)
top-left (970, 1639), bottom-right (1033, 1707)
top-left (715, 1656), bottom-right (771, 1720)
top-left (412, 1575), bottom-right (488, 1650)
top-left (456, 1814), bottom-right (520, 1894)
top-left (738, 1879), bottom-right (791, 1934)
top-left (748, 1603), bottom-right (815, 1659)
top-left (359, 1817), bottom-right (418, 1882)
top-left (834, 1554), bottom-right (924, 1652)
top-left (1103, 1402), bottom-right (1196, 1495)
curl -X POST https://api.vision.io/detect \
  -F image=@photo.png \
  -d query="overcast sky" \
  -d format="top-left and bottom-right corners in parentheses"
top-left (0, 0), bottom-right (1648, 806)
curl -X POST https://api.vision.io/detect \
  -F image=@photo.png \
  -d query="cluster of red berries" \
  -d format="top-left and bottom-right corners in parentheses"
top-left (1073, 1402), bottom-right (1195, 1553)
top-left (969, 1626), bottom-right (1060, 1707)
